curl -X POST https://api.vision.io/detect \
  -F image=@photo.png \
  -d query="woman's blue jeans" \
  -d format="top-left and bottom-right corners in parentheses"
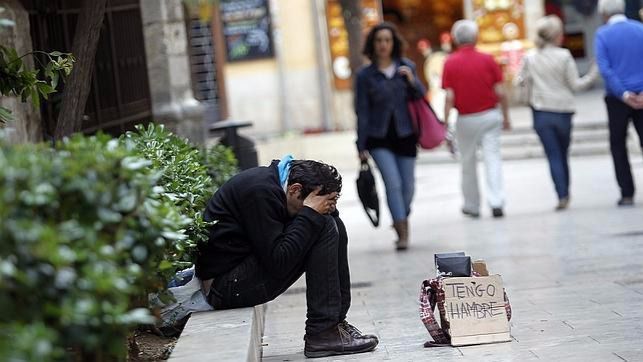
top-left (532, 109), bottom-right (572, 200)
top-left (369, 148), bottom-right (416, 221)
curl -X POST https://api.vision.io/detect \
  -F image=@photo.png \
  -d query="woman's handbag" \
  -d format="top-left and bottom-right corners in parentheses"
top-left (407, 97), bottom-right (446, 150)
top-left (356, 160), bottom-right (380, 227)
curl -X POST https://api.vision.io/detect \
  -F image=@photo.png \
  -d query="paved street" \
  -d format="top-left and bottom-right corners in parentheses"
top-left (262, 154), bottom-right (643, 361)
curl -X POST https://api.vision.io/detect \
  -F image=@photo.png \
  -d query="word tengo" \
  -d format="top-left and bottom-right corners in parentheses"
top-left (446, 280), bottom-right (498, 299)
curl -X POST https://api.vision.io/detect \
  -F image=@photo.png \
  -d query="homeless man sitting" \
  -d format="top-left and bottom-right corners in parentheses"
top-left (195, 156), bottom-right (379, 358)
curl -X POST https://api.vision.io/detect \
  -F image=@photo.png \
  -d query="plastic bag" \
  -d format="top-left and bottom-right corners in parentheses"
top-left (149, 266), bottom-right (214, 328)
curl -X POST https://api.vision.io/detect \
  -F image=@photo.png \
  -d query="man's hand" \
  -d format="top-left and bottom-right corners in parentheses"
top-left (358, 150), bottom-right (369, 161)
top-left (494, 83), bottom-right (511, 131)
top-left (304, 188), bottom-right (339, 215)
top-left (444, 123), bottom-right (457, 156)
top-left (635, 93), bottom-right (643, 109)
top-left (446, 138), bottom-right (456, 155)
top-left (624, 92), bottom-right (643, 109)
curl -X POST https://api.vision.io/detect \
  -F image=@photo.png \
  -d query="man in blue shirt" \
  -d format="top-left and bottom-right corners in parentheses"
top-left (595, 0), bottom-right (643, 206)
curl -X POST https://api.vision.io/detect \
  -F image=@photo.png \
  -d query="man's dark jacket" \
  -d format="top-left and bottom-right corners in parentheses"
top-left (195, 160), bottom-right (326, 280)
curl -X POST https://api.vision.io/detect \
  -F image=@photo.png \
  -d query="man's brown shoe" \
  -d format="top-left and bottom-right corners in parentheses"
top-left (339, 320), bottom-right (379, 341)
top-left (304, 324), bottom-right (378, 358)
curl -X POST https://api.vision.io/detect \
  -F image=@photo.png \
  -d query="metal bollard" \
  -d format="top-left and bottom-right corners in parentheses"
top-left (219, 133), bottom-right (258, 171)
top-left (209, 120), bottom-right (258, 170)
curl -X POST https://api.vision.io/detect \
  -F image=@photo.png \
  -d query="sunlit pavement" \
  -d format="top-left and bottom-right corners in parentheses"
top-left (262, 155), bottom-right (643, 361)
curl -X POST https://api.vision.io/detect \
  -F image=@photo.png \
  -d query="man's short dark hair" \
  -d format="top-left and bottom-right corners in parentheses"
top-left (362, 22), bottom-right (406, 62)
top-left (288, 160), bottom-right (342, 200)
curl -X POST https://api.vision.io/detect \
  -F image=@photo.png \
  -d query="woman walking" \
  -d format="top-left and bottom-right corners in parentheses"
top-left (354, 22), bottom-right (426, 250)
top-left (515, 15), bottom-right (598, 210)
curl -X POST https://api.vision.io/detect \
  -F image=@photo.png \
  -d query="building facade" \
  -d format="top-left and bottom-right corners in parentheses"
top-left (3, 0), bottom-right (641, 144)
top-left (218, 0), bottom-right (642, 139)
top-left (1, 0), bottom-right (205, 143)
top-left (219, 0), bottom-right (549, 139)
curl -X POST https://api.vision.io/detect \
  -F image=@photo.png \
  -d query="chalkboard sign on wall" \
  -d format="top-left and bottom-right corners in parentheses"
top-left (220, 0), bottom-right (274, 62)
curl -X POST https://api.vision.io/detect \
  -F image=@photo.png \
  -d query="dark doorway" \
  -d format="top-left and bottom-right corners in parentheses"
top-left (381, 0), bottom-right (463, 89)
top-left (22, 0), bottom-right (152, 138)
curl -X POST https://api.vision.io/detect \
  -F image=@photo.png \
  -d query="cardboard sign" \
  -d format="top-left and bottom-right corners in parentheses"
top-left (442, 275), bottom-right (511, 346)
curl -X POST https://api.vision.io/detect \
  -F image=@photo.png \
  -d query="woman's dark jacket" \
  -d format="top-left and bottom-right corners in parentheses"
top-left (354, 58), bottom-right (426, 152)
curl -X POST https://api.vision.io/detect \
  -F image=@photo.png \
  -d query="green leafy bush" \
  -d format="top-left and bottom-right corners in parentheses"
top-left (0, 133), bottom-right (190, 360)
top-left (123, 124), bottom-right (238, 275)
top-left (0, 125), bottom-right (239, 360)
top-left (203, 143), bottom-right (239, 188)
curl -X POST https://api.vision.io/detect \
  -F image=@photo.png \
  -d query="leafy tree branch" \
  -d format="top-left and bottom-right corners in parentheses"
top-left (0, 46), bottom-right (74, 126)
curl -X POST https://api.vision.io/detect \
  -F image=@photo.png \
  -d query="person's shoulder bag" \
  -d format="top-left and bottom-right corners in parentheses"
top-left (407, 97), bottom-right (446, 150)
top-left (356, 160), bottom-right (380, 227)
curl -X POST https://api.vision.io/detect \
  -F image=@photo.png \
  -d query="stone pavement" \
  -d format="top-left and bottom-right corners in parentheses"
top-left (262, 155), bottom-right (643, 361)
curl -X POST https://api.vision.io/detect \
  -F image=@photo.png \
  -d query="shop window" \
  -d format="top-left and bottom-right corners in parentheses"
top-left (325, 0), bottom-right (381, 90)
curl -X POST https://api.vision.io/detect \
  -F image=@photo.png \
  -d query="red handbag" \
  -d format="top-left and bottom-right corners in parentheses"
top-left (407, 98), bottom-right (446, 150)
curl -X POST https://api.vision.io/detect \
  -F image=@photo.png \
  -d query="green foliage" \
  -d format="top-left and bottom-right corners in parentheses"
top-left (203, 143), bottom-right (239, 188)
top-left (123, 124), bottom-right (238, 274)
top-left (0, 46), bottom-right (74, 125)
top-left (0, 323), bottom-right (63, 361)
top-left (0, 125), bottom-right (239, 360)
top-left (0, 107), bottom-right (12, 124)
top-left (0, 133), bottom-right (191, 360)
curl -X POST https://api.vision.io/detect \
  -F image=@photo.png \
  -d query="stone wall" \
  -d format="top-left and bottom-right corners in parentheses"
top-left (0, 0), bottom-right (42, 143)
top-left (140, 0), bottom-right (205, 144)
top-left (224, 0), bottom-right (332, 137)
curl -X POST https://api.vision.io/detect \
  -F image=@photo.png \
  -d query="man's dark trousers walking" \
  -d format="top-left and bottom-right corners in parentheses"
top-left (605, 96), bottom-right (643, 201)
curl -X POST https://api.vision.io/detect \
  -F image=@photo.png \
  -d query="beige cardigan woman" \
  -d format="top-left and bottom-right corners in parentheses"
top-left (515, 45), bottom-right (599, 113)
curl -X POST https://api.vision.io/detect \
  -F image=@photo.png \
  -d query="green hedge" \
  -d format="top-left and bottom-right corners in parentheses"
top-left (124, 124), bottom-right (214, 280)
top-left (124, 124), bottom-right (238, 278)
top-left (0, 126), bottom-right (238, 360)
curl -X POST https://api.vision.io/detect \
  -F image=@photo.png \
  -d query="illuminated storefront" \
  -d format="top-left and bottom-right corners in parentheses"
top-left (322, 0), bottom-right (540, 90)
top-left (381, 0), bottom-right (464, 88)
top-left (326, 0), bottom-right (382, 90)
top-left (212, 0), bottom-right (548, 136)
top-left (472, 0), bottom-right (531, 82)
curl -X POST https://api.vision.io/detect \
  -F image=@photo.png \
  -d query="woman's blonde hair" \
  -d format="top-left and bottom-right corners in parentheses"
top-left (535, 15), bottom-right (563, 48)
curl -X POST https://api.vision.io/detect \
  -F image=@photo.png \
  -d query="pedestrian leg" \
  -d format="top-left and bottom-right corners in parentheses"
top-left (533, 110), bottom-right (569, 200)
top-left (394, 155), bottom-right (416, 217)
top-left (456, 117), bottom-right (481, 214)
top-left (480, 110), bottom-right (504, 209)
top-left (370, 148), bottom-right (406, 221)
top-left (557, 114), bottom-right (573, 199)
top-left (605, 97), bottom-right (635, 198)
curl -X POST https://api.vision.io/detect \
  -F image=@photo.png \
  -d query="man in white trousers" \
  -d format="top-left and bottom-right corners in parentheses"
top-left (442, 20), bottom-right (511, 218)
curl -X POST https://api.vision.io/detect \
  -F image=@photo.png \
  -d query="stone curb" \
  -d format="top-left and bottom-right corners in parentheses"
top-left (169, 304), bottom-right (266, 361)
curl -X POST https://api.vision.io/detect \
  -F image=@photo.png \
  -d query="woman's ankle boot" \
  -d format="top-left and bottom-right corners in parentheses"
top-left (393, 219), bottom-right (409, 251)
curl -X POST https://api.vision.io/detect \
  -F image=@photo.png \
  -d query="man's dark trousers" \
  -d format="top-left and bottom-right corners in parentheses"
top-left (207, 214), bottom-right (351, 335)
top-left (605, 96), bottom-right (643, 198)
